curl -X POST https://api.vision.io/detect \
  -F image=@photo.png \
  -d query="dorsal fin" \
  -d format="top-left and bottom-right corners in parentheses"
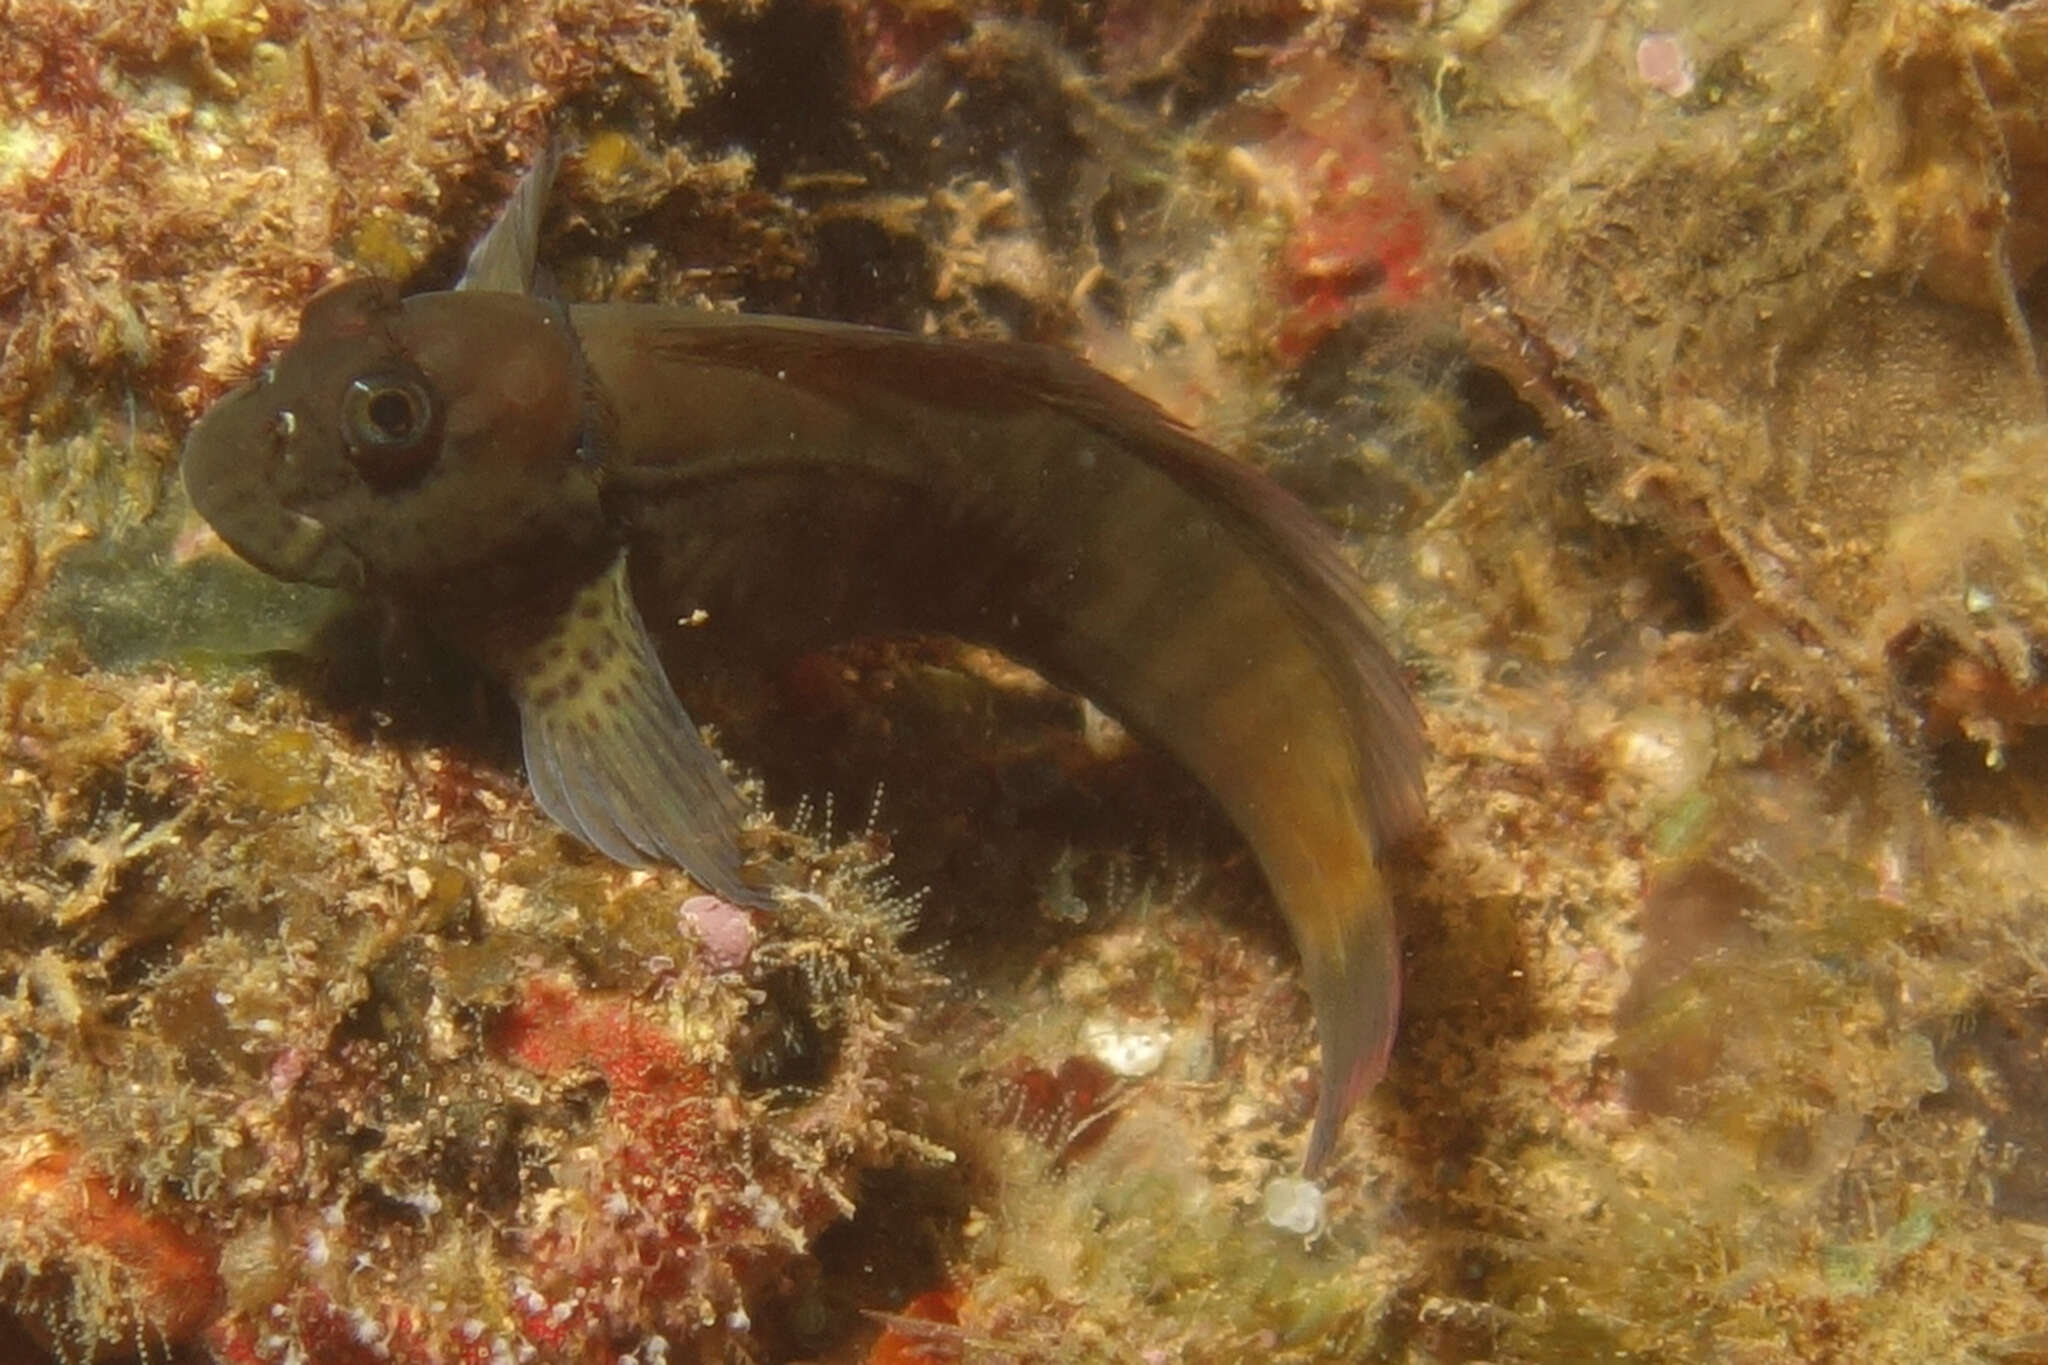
top-left (457, 139), bottom-right (560, 295)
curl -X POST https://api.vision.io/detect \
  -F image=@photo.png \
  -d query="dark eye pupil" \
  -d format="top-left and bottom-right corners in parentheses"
top-left (365, 388), bottom-right (417, 438)
top-left (342, 368), bottom-right (439, 488)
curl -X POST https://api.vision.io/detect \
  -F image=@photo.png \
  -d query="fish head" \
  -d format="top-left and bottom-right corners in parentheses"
top-left (182, 278), bottom-right (603, 600)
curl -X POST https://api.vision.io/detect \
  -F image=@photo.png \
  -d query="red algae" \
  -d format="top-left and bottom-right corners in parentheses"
top-left (865, 1288), bottom-right (962, 1365)
top-left (987, 1055), bottom-right (1121, 1166)
top-left (495, 976), bottom-right (738, 1219)
top-left (0, 1136), bottom-right (224, 1356)
top-left (1243, 44), bottom-right (1440, 361)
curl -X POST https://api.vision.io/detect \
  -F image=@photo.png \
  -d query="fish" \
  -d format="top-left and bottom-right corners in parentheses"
top-left (181, 145), bottom-right (1427, 1176)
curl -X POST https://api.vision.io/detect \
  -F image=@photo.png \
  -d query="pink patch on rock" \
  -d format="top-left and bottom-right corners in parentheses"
top-left (679, 895), bottom-right (756, 973)
top-left (1636, 33), bottom-right (1696, 99)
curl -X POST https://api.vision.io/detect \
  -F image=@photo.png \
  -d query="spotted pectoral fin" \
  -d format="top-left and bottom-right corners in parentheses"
top-left (502, 555), bottom-right (769, 907)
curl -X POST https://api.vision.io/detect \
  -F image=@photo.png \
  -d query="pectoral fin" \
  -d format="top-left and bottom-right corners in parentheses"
top-left (499, 555), bottom-right (767, 907)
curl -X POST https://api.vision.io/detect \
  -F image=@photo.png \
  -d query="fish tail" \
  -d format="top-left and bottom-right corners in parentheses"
top-left (1295, 858), bottom-right (1402, 1178)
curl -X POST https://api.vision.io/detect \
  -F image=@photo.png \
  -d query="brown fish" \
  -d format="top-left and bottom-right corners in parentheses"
top-left (181, 149), bottom-right (1426, 1175)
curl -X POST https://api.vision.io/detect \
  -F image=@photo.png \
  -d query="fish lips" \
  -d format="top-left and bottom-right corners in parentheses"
top-left (182, 381), bottom-right (367, 592)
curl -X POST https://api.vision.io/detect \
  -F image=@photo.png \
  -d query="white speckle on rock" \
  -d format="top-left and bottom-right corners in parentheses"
top-left (1263, 1174), bottom-right (1327, 1238)
top-left (1610, 705), bottom-right (1714, 800)
top-left (1082, 1015), bottom-right (1171, 1077)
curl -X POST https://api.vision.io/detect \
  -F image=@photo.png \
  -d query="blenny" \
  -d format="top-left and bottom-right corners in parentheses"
top-left (181, 146), bottom-right (1426, 1175)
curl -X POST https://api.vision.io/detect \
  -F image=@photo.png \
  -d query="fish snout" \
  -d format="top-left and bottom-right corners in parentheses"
top-left (182, 385), bottom-right (366, 590)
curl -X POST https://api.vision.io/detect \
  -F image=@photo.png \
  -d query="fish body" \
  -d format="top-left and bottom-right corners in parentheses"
top-left (182, 157), bottom-right (1426, 1174)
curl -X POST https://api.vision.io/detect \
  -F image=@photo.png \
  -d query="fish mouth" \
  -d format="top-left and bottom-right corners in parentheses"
top-left (181, 384), bottom-right (366, 591)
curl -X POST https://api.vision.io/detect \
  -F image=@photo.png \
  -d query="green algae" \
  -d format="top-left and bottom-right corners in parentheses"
top-left (32, 513), bottom-right (337, 674)
top-left (206, 727), bottom-right (329, 814)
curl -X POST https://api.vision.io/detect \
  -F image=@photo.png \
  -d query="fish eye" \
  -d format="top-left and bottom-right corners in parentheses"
top-left (341, 367), bottom-right (440, 487)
